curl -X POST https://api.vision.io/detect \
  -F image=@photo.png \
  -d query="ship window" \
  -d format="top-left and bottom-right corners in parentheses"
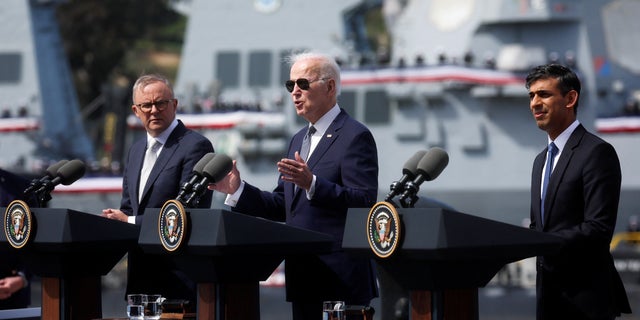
top-left (339, 91), bottom-right (357, 118)
top-left (216, 52), bottom-right (240, 88)
top-left (0, 53), bottom-right (21, 83)
top-left (364, 90), bottom-right (389, 124)
top-left (279, 50), bottom-right (291, 85)
top-left (249, 51), bottom-right (271, 87)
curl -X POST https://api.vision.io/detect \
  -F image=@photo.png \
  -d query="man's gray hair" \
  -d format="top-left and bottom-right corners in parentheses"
top-left (132, 74), bottom-right (174, 102)
top-left (286, 51), bottom-right (341, 96)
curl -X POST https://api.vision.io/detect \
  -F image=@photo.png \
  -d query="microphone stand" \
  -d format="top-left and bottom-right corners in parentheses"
top-left (399, 181), bottom-right (419, 208)
top-left (34, 189), bottom-right (52, 207)
top-left (399, 195), bottom-right (418, 208)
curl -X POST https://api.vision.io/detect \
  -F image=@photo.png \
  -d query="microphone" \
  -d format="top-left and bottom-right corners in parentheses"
top-left (23, 160), bottom-right (69, 195)
top-left (175, 152), bottom-right (216, 202)
top-left (183, 153), bottom-right (233, 206)
top-left (202, 153), bottom-right (234, 183)
top-left (34, 159), bottom-right (87, 195)
top-left (384, 150), bottom-right (427, 202)
top-left (399, 147), bottom-right (449, 205)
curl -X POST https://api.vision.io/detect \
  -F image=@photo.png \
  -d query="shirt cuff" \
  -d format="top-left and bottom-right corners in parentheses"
top-left (127, 216), bottom-right (136, 224)
top-left (305, 175), bottom-right (317, 200)
top-left (224, 181), bottom-right (246, 207)
top-left (17, 271), bottom-right (28, 288)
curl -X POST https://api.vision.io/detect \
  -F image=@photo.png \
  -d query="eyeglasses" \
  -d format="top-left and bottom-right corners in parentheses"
top-left (285, 78), bottom-right (327, 93)
top-left (135, 99), bottom-right (174, 112)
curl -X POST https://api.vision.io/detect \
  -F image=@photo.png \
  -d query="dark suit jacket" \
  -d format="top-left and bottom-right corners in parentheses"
top-left (234, 109), bottom-right (379, 303)
top-left (0, 169), bottom-right (33, 309)
top-left (120, 120), bottom-right (214, 300)
top-left (0, 254), bottom-right (30, 310)
top-left (530, 124), bottom-right (631, 318)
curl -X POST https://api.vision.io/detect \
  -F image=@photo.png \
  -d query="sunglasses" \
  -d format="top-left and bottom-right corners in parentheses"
top-left (285, 78), bottom-right (327, 93)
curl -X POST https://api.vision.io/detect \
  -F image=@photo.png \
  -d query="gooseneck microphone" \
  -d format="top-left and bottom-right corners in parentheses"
top-left (399, 147), bottom-right (449, 207)
top-left (23, 160), bottom-right (69, 195)
top-left (28, 159), bottom-right (86, 207)
top-left (34, 159), bottom-right (87, 195)
top-left (202, 153), bottom-right (234, 183)
top-left (183, 153), bottom-right (233, 207)
top-left (384, 150), bottom-right (427, 202)
top-left (176, 152), bottom-right (216, 202)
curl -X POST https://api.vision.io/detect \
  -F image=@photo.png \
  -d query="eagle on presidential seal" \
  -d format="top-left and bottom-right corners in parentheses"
top-left (374, 211), bottom-right (393, 248)
top-left (163, 210), bottom-right (181, 243)
top-left (10, 209), bottom-right (26, 240)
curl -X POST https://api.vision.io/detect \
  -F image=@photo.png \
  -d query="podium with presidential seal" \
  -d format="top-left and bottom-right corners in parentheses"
top-left (1, 200), bottom-right (139, 320)
top-left (343, 201), bottom-right (563, 320)
top-left (138, 201), bottom-right (333, 320)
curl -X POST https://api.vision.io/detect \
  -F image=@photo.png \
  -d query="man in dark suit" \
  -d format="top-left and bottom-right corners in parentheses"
top-left (0, 169), bottom-right (32, 309)
top-left (209, 51), bottom-right (379, 320)
top-left (526, 64), bottom-right (631, 319)
top-left (102, 74), bottom-right (214, 302)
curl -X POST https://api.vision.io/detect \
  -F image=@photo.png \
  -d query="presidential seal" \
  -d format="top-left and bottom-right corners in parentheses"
top-left (4, 200), bottom-right (33, 249)
top-left (159, 199), bottom-right (187, 252)
top-left (367, 201), bottom-right (401, 258)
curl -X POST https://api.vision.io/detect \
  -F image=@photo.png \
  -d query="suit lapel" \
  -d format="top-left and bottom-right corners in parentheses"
top-left (543, 124), bottom-right (585, 226)
top-left (290, 110), bottom-right (347, 207)
top-left (140, 121), bottom-right (187, 203)
top-left (130, 140), bottom-right (146, 211)
top-left (532, 150), bottom-right (545, 227)
top-left (305, 110), bottom-right (346, 169)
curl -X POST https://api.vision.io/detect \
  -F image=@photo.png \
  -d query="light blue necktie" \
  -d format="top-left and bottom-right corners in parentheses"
top-left (299, 125), bottom-right (316, 161)
top-left (541, 142), bottom-right (558, 224)
top-left (296, 126), bottom-right (316, 193)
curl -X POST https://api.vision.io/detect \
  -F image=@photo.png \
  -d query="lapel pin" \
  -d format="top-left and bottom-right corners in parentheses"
top-left (326, 134), bottom-right (332, 138)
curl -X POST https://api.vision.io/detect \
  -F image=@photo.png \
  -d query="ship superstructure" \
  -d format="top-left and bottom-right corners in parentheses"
top-left (171, 0), bottom-right (639, 227)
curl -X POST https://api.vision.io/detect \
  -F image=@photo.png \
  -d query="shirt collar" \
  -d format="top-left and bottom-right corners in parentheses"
top-left (147, 118), bottom-right (178, 146)
top-left (548, 119), bottom-right (580, 153)
top-left (309, 104), bottom-right (340, 136)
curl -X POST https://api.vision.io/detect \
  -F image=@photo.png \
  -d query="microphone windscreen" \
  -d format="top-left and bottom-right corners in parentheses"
top-left (193, 153), bottom-right (216, 174)
top-left (46, 160), bottom-right (69, 178)
top-left (202, 153), bottom-right (233, 183)
top-left (57, 159), bottom-right (86, 185)
top-left (417, 147), bottom-right (449, 181)
top-left (402, 150), bottom-right (427, 176)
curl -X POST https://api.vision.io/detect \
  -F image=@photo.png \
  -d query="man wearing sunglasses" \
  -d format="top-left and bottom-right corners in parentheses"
top-left (209, 51), bottom-right (379, 319)
top-left (102, 74), bottom-right (214, 305)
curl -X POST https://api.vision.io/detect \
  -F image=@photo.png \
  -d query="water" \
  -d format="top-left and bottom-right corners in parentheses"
top-left (323, 310), bottom-right (345, 320)
top-left (26, 275), bottom-right (639, 320)
top-left (126, 305), bottom-right (143, 319)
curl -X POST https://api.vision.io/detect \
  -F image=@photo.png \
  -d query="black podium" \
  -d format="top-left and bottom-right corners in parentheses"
top-left (342, 207), bottom-right (562, 320)
top-left (138, 208), bottom-right (333, 320)
top-left (0, 208), bottom-right (139, 320)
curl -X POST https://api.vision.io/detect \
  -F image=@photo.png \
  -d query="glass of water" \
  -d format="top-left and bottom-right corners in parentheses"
top-left (322, 301), bottom-right (345, 320)
top-left (126, 294), bottom-right (145, 320)
top-left (144, 294), bottom-right (163, 320)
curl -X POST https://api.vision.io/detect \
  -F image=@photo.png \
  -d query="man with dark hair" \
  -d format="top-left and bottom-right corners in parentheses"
top-left (0, 168), bottom-right (32, 309)
top-left (526, 64), bottom-right (631, 319)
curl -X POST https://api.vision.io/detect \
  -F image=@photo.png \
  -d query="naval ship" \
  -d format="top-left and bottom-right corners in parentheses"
top-left (168, 0), bottom-right (640, 229)
top-left (1, 1), bottom-right (639, 317)
top-left (177, 0), bottom-right (640, 300)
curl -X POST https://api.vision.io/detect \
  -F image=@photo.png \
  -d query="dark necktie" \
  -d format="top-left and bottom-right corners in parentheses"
top-left (541, 142), bottom-right (558, 224)
top-left (299, 125), bottom-right (316, 161)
